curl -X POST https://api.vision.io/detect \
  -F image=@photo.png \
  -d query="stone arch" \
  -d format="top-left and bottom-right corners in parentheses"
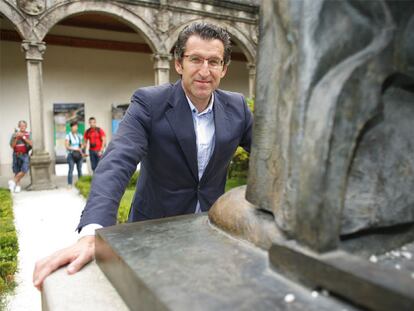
top-left (0, 1), bottom-right (31, 38)
top-left (34, 1), bottom-right (162, 52)
top-left (165, 18), bottom-right (256, 64)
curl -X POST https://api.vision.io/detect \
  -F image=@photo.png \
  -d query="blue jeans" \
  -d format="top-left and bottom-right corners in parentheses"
top-left (67, 153), bottom-right (82, 185)
top-left (12, 153), bottom-right (30, 174)
top-left (89, 150), bottom-right (101, 172)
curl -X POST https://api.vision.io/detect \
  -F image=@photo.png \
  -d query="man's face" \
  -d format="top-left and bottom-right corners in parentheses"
top-left (175, 35), bottom-right (228, 108)
top-left (89, 119), bottom-right (96, 128)
top-left (18, 122), bottom-right (27, 132)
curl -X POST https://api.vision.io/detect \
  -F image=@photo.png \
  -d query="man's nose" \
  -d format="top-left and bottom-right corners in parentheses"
top-left (198, 60), bottom-right (210, 76)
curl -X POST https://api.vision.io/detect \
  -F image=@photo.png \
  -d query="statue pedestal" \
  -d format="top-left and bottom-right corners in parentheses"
top-left (27, 151), bottom-right (56, 191)
top-left (95, 214), bottom-right (357, 311)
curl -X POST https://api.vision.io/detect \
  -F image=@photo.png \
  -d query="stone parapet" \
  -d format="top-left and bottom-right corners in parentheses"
top-left (42, 261), bottom-right (128, 311)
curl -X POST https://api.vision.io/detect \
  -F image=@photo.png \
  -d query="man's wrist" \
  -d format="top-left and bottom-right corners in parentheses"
top-left (78, 223), bottom-right (103, 238)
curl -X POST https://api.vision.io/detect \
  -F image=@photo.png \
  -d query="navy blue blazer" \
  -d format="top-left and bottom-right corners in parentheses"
top-left (77, 80), bottom-right (252, 230)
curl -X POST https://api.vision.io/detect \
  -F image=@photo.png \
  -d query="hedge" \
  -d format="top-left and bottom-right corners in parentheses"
top-left (0, 188), bottom-right (19, 303)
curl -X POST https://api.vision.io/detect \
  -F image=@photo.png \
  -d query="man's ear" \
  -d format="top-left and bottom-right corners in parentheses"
top-left (175, 59), bottom-right (183, 75)
top-left (220, 65), bottom-right (228, 78)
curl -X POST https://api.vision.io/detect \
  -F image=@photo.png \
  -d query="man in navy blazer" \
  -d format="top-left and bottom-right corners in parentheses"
top-left (34, 22), bottom-right (252, 288)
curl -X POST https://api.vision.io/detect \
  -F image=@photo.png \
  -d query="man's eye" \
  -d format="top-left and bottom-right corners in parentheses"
top-left (190, 56), bottom-right (203, 64)
top-left (208, 59), bottom-right (221, 66)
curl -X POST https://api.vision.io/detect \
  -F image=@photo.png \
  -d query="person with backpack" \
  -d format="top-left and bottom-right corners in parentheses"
top-left (8, 120), bottom-right (32, 193)
top-left (84, 117), bottom-right (106, 172)
top-left (65, 121), bottom-right (85, 187)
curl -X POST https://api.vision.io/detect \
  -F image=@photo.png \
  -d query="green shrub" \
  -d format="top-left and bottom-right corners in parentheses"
top-left (228, 147), bottom-right (250, 179)
top-left (75, 176), bottom-right (93, 198)
top-left (0, 188), bottom-right (18, 299)
top-left (128, 172), bottom-right (140, 189)
top-left (0, 262), bottom-right (17, 279)
top-left (118, 190), bottom-right (135, 223)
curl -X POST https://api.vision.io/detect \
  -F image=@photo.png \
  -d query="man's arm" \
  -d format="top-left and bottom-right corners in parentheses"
top-left (10, 133), bottom-right (18, 149)
top-left (23, 135), bottom-right (32, 147)
top-left (83, 132), bottom-right (90, 151)
top-left (33, 89), bottom-right (152, 289)
top-left (77, 91), bottom-right (151, 229)
top-left (100, 132), bottom-right (107, 153)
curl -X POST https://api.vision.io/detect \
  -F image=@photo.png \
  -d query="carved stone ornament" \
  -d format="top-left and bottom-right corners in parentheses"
top-left (17, 0), bottom-right (46, 16)
top-left (156, 9), bottom-right (171, 33)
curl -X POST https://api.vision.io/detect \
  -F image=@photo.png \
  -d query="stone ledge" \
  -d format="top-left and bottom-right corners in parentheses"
top-left (42, 261), bottom-right (128, 311)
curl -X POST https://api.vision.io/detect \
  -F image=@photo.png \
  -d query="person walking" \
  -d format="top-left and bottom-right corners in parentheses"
top-left (84, 117), bottom-right (106, 172)
top-left (65, 121), bottom-right (84, 187)
top-left (9, 120), bottom-right (32, 193)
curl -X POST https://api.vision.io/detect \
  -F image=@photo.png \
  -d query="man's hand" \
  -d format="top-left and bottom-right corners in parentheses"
top-left (33, 235), bottom-right (95, 290)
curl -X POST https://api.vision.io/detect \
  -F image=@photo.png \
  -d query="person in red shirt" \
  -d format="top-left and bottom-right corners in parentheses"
top-left (9, 120), bottom-right (32, 193)
top-left (84, 117), bottom-right (106, 172)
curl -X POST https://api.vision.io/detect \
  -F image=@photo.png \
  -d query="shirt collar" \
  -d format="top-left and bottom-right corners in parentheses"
top-left (186, 94), bottom-right (214, 116)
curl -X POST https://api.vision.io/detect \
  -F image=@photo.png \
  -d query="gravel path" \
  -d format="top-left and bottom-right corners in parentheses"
top-left (5, 188), bottom-right (85, 311)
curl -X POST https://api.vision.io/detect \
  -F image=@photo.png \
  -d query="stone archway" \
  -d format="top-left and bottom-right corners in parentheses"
top-left (0, 1), bottom-right (31, 39)
top-left (33, 1), bottom-right (163, 53)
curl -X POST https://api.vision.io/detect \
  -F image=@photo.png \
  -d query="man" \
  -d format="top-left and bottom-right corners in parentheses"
top-left (84, 117), bottom-right (106, 172)
top-left (33, 22), bottom-right (253, 288)
top-left (9, 120), bottom-right (32, 193)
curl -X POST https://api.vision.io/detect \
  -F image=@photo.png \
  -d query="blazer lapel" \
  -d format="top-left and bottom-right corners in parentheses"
top-left (200, 91), bottom-right (230, 184)
top-left (165, 82), bottom-right (199, 182)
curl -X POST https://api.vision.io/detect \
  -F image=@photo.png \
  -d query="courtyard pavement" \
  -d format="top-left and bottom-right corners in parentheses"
top-left (1, 174), bottom-right (87, 311)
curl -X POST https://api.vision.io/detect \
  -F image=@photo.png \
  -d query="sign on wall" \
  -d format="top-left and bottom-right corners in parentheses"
top-left (53, 103), bottom-right (85, 164)
top-left (111, 104), bottom-right (129, 135)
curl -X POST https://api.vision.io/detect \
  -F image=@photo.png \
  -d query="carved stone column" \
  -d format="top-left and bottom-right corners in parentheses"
top-left (152, 53), bottom-right (172, 85)
top-left (21, 40), bottom-right (55, 190)
top-left (247, 62), bottom-right (256, 98)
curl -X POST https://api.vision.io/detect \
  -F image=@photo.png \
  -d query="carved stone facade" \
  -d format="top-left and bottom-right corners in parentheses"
top-left (0, 0), bottom-right (259, 188)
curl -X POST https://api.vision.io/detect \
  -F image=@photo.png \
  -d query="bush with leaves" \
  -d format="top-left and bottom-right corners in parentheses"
top-left (0, 189), bottom-right (18, 301)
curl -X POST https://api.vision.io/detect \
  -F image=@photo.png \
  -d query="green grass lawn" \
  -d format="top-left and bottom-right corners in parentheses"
top-left (75, 174), bottom-right (246, 224)
top-left (0, 189), bottom-right (18, 305)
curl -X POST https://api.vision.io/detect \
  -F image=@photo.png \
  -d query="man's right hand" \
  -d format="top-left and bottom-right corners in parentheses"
top-left (33, 235), bottom-right (95, 290)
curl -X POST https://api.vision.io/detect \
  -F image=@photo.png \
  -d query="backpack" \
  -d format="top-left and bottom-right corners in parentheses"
top-left (86, 127), bottom-right (102, 139)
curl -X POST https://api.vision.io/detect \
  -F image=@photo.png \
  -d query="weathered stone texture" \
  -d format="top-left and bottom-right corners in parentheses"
top-left (247, 0), bottom-right (414, 251)
top-left (342, 88), bottom-right (414, 234)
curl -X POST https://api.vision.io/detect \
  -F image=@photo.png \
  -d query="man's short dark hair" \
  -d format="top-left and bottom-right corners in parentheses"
top-left (174, 22), bottom-right (232, 66)
top-left (89, 117), bottom-right (96, 121)
top-left (70, 121), bottom-right (78, 127)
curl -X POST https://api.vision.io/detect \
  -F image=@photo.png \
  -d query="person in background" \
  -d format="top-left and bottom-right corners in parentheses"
top-left (84, 117), bottom-right (106, 172)
top-left (65, 121), bottom-right (84, 188)
top-left (9, 120), bottom-right (32, 193)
